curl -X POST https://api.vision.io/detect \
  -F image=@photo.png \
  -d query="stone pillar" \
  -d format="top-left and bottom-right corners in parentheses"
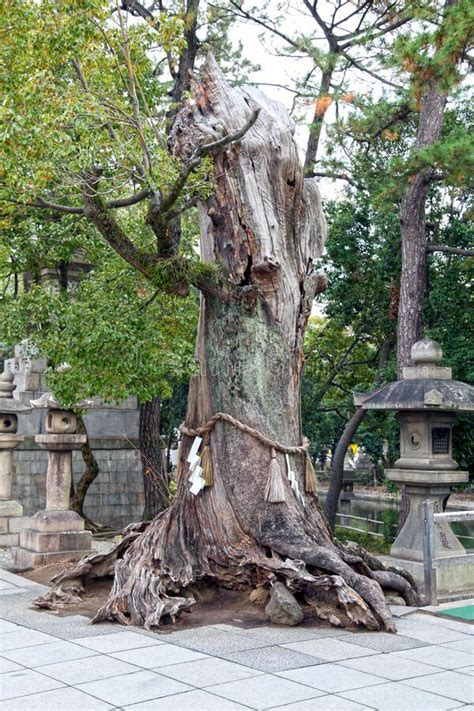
top-left (12, 409), bottom-right (92, 569)
top-left (0, 372), bottom-right (28, 546)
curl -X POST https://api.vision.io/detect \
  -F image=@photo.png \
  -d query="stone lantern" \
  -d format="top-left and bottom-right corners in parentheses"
top-left (354, 338), bottom-right (474, 594)
top-left (0, 371), bottom-right (29, 546)
top-left (12, 406), bottom-right (92, 568)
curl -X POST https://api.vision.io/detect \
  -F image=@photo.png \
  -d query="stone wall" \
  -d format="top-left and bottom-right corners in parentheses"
top-left (5, 345), bottom-right (146, 529)
top-left (12, 438), bottom-right (144, 529)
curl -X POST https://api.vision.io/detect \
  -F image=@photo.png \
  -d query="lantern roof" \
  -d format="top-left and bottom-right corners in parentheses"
top-left (354, 338), bottom-right (474, 412)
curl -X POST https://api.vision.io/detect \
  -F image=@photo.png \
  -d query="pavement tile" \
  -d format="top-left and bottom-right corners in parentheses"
top-left (37, 654), bottom-right (140, 685)
top-left (73, 631), bottom-right (163, 653)
top-left (0, 621), bottom-right (20, 633)
top-left (269, 695), bottom-right (374, 710)
top-left (394, 618), bottom-right (469, 644)
top-left (389, 605), bottom-right (419, 618)
top-left (0, 686), bottom-right (113, 710)
top-left (277, 662), bottom-right (384, 693)
top-left (0, 581), bottom-right (19, 590)
top-left (339, 653), bottom-right (441, 680)
top-left (394, 644), bottom-right (473, 669)
top-left (0, 629), bottom-right (57, 652)
top-left (458, 665), bottom-right (474, 676)
top-left (111, 642), bottom-right (207, 668)
top-left (220, 645), bottom-right (324, 672)
top-left (283, 638), bottom-right (379, 662)
top-left (122, 688), bottom-right (249, 710)
top-left (442, 638), bottom-right (474, 654)
top-left (338, 630), bottom-right (427, 653)
top-left (158, 656), bottom-right (261, 686)
top-left (213, 624), bottom-right (342, 642)
top-left (165, 630), bottom-right (269, 656)
top-left (339, 680), bottom-right (462, 710)
top-left (1, 640), bottom-right (98, 668)
top-left (76, 669), bottom-right (191, 706)
top-left (207, 673), bottom-right (324, 709)
top-left (411, 613), bottom-right (474, 636)
top-left (0, 668), bottom-right (63, 701)
top-left (0, 657), bottom-right (24, 674)
top-left (404, 670), bottom-right (474, 704)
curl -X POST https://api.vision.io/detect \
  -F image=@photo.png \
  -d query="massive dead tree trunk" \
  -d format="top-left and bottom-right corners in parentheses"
top-left (93, 58), bottom-right (418, 631)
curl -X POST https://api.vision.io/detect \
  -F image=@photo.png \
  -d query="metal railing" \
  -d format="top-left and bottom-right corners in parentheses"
top-left (422, 500), bottom-right (474, 606)
top-left (335, 512), bottom-right (396, 538)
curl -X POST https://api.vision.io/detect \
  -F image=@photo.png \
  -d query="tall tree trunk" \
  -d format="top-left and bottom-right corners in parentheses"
top-left (139, 397), bottom-right (168, 519)
top-left (396, 0), bottom-right (457, 528)
top-left (92, 58), bottom-right (418, 630)
top-left (325, 337), bottom-right (394, 530)
top-left (304, 68), bottom-right (334, 175)
top-left (325, 408), bottom-right (367, 531)
top-left (396, 0), bottom-right (456, 373)
top-left (70, 415), bottom-right (102, 531)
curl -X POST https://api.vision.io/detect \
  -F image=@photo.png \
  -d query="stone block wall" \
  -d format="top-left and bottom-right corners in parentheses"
top-left (12, 438), bottom-right (144, 529)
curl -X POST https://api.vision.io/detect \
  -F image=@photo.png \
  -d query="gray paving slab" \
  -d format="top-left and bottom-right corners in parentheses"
top-left (36, 653), bottom-right (140, 685)
top-left (122, 688), bottom-right (250, 710)
top-left (389, 605), bottom-right (419, 618)
top-left (0, 657), bottom-right (24, 673)
top-left (458, 665), bottom-right (474, 676)
top-left (0, 620), bottom-right (20, 633)
top-left (338, 630), bottom-right (427, 652)
top-left (206, 673), bottom-right (324, 709)
top-left (442, 637), bottom-right (474, 654)
top-left (411, 612), bottom-right (474, 636)
top-left (394, 643), bottom-right (473, 669)
top-left (0, 668), bottom-right (64, 701)
top-left (73, 630), bottom-right (164, 653)
top-left (268, 697), bottom-right (371, 711)
top-left (219, 645), bottom-right (324, 672)
top-left (0, 580), bottom-right (18, 590)
top-left (76, 669), bottom-right (191, 706)
top-left (394, 617), bottom-right (470, 644)
top-left (404, 669), bottom-right (474, 704)
top-left (212, 623), bottom-right (342, 641)
top-left (157, 656), bottom-right (261, 687)
top-left (1, 640), bottom-right (98, 667)
top-left (339, 653), bottom-right (441, 680)
top-left (0, 629), bottom-right (58, 652)
top-left (164, 630), bottom-right (269, 656)
top-left (277, 662), bottom-right (385, 693)
top-left (111, 642), bottom-right (208, 668)
top-left (0, 686), bottom-right (113, 710)
top-left (283, 637), bottom-right (379, 662)
top-left (339, 680), bottom-right (463, 710)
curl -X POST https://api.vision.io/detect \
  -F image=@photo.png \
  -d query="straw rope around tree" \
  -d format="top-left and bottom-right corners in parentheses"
top-left (181, 412), bottom-right (317, 500)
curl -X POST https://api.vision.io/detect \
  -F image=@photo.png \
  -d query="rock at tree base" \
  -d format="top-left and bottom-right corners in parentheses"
top-left (265, 582), bottom-right (303, 625)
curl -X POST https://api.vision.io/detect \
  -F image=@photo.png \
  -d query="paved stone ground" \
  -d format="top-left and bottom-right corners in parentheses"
top-left (0, 568), bottom-right (473, 710)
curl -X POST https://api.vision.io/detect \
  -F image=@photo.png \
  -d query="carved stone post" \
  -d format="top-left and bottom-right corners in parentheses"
top-left (12, 408), bottom-right (92, 568)
top-left (0, 371), bottom-right (28, 546)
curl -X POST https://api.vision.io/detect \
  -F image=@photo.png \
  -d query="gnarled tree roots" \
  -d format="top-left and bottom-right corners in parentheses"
top-left (34, 511), bottom-right (420, 632)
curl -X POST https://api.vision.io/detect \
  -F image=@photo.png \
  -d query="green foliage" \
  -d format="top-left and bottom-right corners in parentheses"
top-left (0, 254), bottom-right (198, 408)
top-left (380, 509), bottom-right (399, 543)
top-left (335, 527), bottom-right (391, 555)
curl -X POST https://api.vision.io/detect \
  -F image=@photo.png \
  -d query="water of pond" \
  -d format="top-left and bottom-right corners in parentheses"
top-left (318, 492), bottom-right (474, 549)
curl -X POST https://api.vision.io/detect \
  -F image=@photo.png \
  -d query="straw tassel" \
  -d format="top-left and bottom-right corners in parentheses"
top-left (264, 448), bottom-right (286, 503)
top-left (200, 443), bottom-right (214, 487)
top-left (304, 453), bottom-right (317, 493)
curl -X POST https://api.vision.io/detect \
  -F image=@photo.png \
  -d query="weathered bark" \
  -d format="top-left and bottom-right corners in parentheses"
top-left (139, 397), bottom-right (168, 519)
top-left (84, 57), bottom-right (418, 631)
